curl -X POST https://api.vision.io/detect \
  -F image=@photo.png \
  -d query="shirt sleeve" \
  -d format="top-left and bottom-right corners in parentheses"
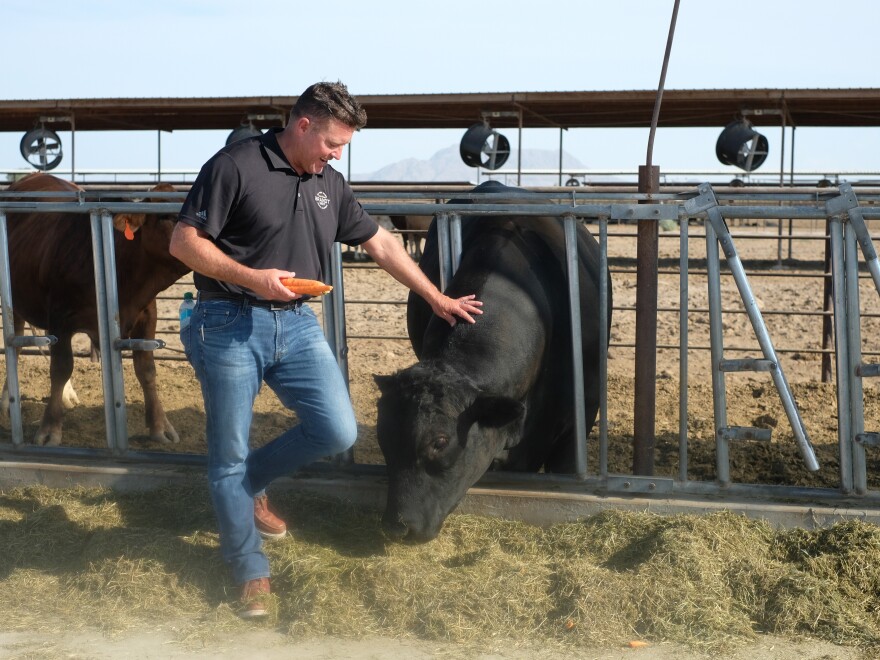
top-left (334, 178), bottom-right (379, 246)
top-left (178, 152), bottom-right (240, 239)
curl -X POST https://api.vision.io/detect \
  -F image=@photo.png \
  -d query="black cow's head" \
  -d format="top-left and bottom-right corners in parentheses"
top-left (375, 362), bottom-right (525, 542)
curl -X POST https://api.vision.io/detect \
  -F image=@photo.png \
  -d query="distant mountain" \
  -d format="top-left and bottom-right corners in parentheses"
top-left (352, 144), bottom-right (585, 185)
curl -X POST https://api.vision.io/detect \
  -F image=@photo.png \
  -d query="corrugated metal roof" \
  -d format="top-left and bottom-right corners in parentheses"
top-left (1, 88), bottom-right (879, 133)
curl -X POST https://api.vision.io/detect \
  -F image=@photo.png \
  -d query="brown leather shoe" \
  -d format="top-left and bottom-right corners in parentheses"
top-left (254, 494), bottom-right (287, 540)
top-left (239, 577), bottom-right (271, 619)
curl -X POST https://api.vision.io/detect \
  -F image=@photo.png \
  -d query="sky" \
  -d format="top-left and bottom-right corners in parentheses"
top-left (1, 0), bottom-right (878, 181)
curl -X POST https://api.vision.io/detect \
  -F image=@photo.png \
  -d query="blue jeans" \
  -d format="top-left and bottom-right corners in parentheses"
top-left (181, 298), bottom-right (357, 584)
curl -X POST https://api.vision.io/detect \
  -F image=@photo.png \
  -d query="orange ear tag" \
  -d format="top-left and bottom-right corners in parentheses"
top-left (124, 220), bottom-right (135, 241)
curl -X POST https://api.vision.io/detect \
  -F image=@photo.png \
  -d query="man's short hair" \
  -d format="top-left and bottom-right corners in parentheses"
top-left (291, 81), bottom-right (367, 130)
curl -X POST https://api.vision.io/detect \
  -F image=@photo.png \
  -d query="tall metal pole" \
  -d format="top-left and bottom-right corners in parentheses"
top-left (633, 0), bottom-right (680, 475)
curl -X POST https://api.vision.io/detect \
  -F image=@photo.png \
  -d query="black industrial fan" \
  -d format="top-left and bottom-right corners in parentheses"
top-left (716, 119), bottom-right (769, 171)
top-left (459, 122), bottom-right (510, 170)
top-left (20, 127), bottom-right (63, 170)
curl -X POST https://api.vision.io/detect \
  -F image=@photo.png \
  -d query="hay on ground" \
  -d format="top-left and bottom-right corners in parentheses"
top-left (0, 483), bottom-right (879, 654)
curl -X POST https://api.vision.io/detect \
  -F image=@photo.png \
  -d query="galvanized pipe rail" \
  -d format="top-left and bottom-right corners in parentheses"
top-left (2, 185), bottom-right (880, 507)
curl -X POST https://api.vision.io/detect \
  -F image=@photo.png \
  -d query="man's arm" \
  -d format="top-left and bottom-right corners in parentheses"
top-left (360, 225), bottom-right (483, 326)
top-left (169, 223), bottom-right (299, 302)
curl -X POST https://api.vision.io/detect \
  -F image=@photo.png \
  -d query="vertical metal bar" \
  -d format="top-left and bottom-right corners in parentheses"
top-left (0, 211), bottom-right (25, 447)
top-left (436, 212), bottom-right (452, 292)
top-left (679, 212), bottom-right (689, 483)
top-left (324, 242), bottom-right (353, 464)
top-left (564, 214), bottom-right (587, 478)
top-left (90, 211), bottom-right (128, 453)
top-left (558, 128), bottom-right (564, 187)
top-left (89, 210), bottom-right (116, 451)
top-left (323, 242), bottom-right (349, 384)
top-left (70, 116), bottom-right (76, 183)
top-left (829, 217), bottom-right (853, 493)
top-left (598, 217), bottom-right (609, 477)
top-left (633, 165), bottom-right (659, 475)
top-left (517, 110), bottom-right (523, 186)
top-left (844, 225), bottom-right (866, 493)
top-left (705, 220), bottom-right (729, 485)
top-left (100, 211), bottom-right (130, 453)
top-left (449, 212), bottom-right (462, 276)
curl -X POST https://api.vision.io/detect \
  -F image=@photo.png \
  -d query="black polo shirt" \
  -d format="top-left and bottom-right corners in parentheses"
top-left (178, 128), bottom-right (378, 297)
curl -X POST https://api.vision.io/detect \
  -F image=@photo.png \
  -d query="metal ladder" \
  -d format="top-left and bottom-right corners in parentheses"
top-left (684, 184), bottom-right (820, 486)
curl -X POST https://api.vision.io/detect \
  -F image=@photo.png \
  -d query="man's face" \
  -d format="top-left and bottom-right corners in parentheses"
top-left (293, 117), bottom-right (354, 175)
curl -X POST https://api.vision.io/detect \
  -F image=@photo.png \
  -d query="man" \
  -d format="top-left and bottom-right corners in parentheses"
top-left (170, 81), bottom-right (482, 618)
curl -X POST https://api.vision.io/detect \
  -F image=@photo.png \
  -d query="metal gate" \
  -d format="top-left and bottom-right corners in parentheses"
top-left (2, 183), bottom-right (880, 509)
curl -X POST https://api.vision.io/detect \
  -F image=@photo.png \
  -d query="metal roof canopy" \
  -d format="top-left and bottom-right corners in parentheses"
top-left (2, 88), bottom-right (880, 133)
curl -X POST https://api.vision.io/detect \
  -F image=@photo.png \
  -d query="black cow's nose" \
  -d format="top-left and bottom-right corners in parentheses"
top-left (382, 512), bottom-right (408, 540)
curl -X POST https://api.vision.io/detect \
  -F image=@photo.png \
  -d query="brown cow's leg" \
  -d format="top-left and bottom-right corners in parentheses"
top-left (2, 317), bottom-right (79, 421)
top-left (35, 334), bottom-right (75, 446)
top-left (131, 303), bottom-right (179, 444)
top-left (0, 316), bottom-right (26, 417)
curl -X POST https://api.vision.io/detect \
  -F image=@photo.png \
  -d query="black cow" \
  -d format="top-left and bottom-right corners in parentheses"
top-left (1, 173), bottom-right (191, 446)
top-left (375, 181), bottom-right (611, 541)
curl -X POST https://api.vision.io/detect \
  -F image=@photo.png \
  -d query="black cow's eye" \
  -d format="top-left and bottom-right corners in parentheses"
top-left (424, 434), bottom-right (450, 464)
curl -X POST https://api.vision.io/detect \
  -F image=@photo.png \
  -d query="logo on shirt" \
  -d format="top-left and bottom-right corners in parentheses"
top-left (314, 191), bottom-right (330, 210)
top-left (196, 210), bottom-right (207, 221)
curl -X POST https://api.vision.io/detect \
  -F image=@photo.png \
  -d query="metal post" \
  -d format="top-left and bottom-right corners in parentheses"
top-left (0, 211), bottom-right (25, 446)
top-left (598, 217), bottom-right (609, 478)
top-left (449, 213), bottom-right (463, 275)
top-left (517, 110), bottom-right (522, 187)
top-left (828, 216), bottom-right (853, 493)
top-left (70, 115), bottom-right (76, 183)
top-left (704, 219), bottom-right (729, 485)
top-left (558, 128), bottom-right (564, 187)
top-left (323, 242), bottom-right (352, 464)
top-left (844, 224), bottom-right (867, 493)
top-left (633, 165), bottom-right (659, 475)
top-left (679, 212), bottom-right (689, 483)
top-left (90, 210), bottom-right (128, 453)
top-left (563, 214), bottom-right (587, 478)
top-left (436, 213), bottom-right (452, 292)
top-left (323, 242), bottom-right (349, 384)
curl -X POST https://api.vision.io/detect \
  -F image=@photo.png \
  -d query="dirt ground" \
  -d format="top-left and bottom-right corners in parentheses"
top-left (3, 218), bottom-right (880, 659)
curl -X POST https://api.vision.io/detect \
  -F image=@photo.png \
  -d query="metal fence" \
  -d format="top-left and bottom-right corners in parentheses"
top-left (2, 184), bottom-right (880, 508)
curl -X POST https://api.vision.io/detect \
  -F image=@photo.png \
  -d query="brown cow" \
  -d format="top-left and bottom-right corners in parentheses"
top-left (1, 173), bottom-right (191, 446)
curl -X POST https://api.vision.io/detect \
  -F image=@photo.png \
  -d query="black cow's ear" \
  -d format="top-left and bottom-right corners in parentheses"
top-left (374, 374), bottom-right (399, 395)
top-left (470, 396), bottom-right (525, 429)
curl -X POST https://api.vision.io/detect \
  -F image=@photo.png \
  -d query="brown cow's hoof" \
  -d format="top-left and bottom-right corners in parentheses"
top-left (34, 428), bottom-right (62, 447)
top-left (151, 424), bottom-right (180, 444)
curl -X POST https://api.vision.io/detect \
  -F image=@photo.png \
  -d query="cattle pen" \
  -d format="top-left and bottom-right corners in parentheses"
top-left (2, 182), bottom-right (880, 531)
